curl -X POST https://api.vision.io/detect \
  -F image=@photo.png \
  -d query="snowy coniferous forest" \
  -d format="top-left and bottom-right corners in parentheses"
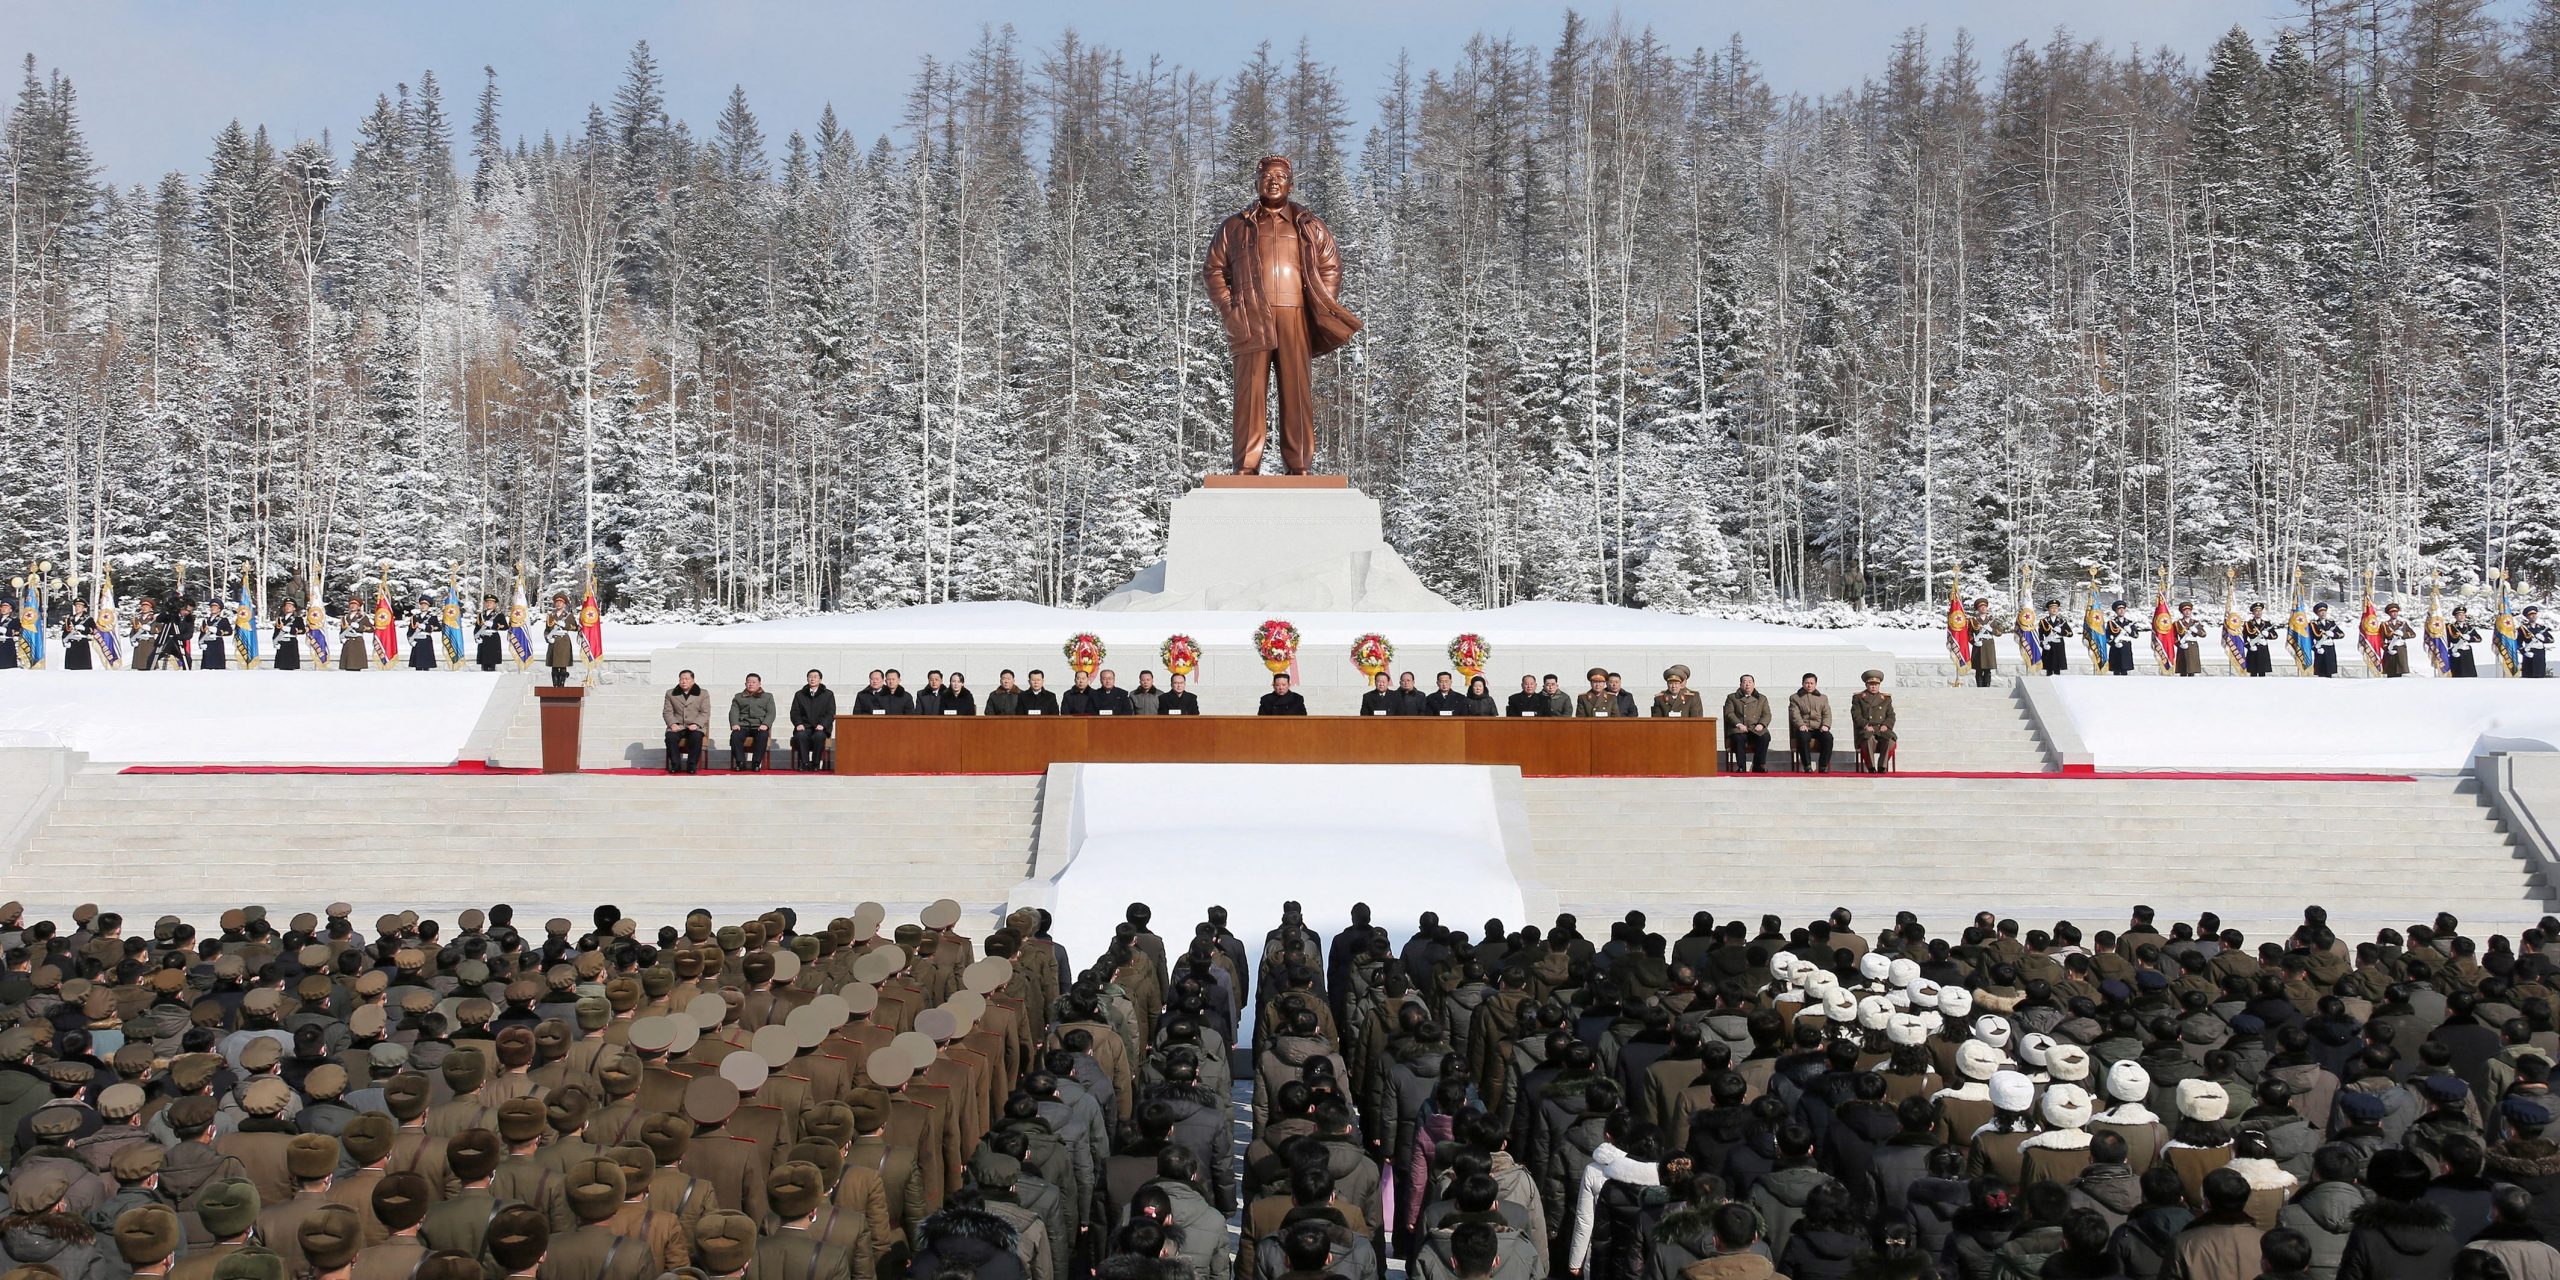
top-left (3, 6), bottom-right (2558, 622)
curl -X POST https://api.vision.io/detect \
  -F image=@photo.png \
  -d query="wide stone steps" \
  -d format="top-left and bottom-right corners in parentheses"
top-left (1848, 686), bottom-right (2055, 772)
top-left (1521, 774), bottom-right (2552, 932)
top-left (12, 770), bottom-right (1044, 929)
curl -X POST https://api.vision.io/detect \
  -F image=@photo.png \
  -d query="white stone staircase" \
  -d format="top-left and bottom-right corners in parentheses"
top-left (1871, 685), bottom-right (2055, 772)
top-left (1522, 774), bottom-right (2552, 935)
top-left (12, 770), bottom-right (1045, 931)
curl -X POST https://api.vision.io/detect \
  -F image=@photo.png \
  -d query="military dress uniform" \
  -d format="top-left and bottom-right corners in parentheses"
top-left (60, 609), bottom-right (97, 669)
top-left (1850, 679), bottom-right (1896, 772)
top-left (2104, 611), bottom-right (2142, 675)
top-left (2381, 611), bottom-right (2416, 677)
top-left (2037, 611), bottom-right (2073, 675)
top-left (200, 611), bottom-right (233, 670)
top-left (544, 609), bottom-right (578, 687)
top-left (1650, 665), bottom-right (1704, 719)
top-left (1968, 607), bottom-right (2002, 687)
top-left (273, 614), bottom-right (303, 671)
top-left (406, 608), bottom-right (439, 671)
top-left (2172, 614), bottom-right (2207, 676)
top-left (2447, 615), bottom-right (2482, 678)
top-left (2309, 611), bottom-right (2344, 677)
top-left (2241, 615), bottom-right (2278, 676)
top-left (2525, 610), bottom-right (2553, 678)
top-left (475, 608), bottom-right (506, 672)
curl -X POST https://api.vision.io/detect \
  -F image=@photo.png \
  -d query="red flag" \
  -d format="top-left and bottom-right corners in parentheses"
top-left (371, 583), bottom-right (398, 664)
top-left (2151, 596), bottom-right (2176, 674)
top-left (578, 570), bottom-right (603, 663)
top-left (1944, 576), bottom-right (1972, 668)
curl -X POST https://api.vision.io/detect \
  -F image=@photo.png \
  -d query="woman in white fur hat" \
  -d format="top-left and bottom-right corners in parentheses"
top-left (2018, 1083), bottom-right (2096, 1186)
top-left (1933, 1039), bottom-right (2007, 1145)
top-left (2163, 1077), bottom-right (2238, 1208)
top-left (1878, 1013), bottom-right (1943, 1106)
top-left (1968, 1069), bottom-right (2044, 1185)
top-left (2091, 1059), bottom-right (2169, 1173)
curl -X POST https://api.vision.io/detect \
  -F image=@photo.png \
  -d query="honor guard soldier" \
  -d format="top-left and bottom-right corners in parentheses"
top-left (1967, 598), bottom-right (2002, 687)
top-left (2447, 606), bottom-right (2482, 678)
top-left (61, 600), bottom-right (98, 669)
top-left (1652, 665), bottom-right (1704, 718)
top-left (2526, 607), bottom-right (2553, 678)
top-left (405, 597), bottom-right (439, 671)
top-left (2241, 604), bottom-right (2278, 677)
top-left (475, 597), bottom-right (505, 672)
top-left (272, 606), bottom-right (303, 671)
top-left (2037, 602), bottom-right (2072, 675)
top-left (2104, 602), bottom-right (2142, 675)
top-left (2172, 603), bottom-right (2207, 676)
top-left (544, 595), bottom-right (578, 687)
top-left (1850, 670), bottom-right (1896, 773)
top-left (199, 601), bottom-right (232, 670)
top-left (2309, 603), bottom-right (2344, 677)
top-left (2381, 603), bottom-right (2416, 677)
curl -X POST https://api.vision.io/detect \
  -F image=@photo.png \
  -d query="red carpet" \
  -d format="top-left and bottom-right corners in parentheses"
top-left (120, 764), bottom-right (2416, 783)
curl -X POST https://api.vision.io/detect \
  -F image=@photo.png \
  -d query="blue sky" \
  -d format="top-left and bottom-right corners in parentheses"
top-left (0, 1), bottom-right (2498, 183)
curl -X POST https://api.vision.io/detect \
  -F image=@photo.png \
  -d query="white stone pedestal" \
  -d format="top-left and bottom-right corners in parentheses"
top-left (1096, 484), bottom-right (1457, 612)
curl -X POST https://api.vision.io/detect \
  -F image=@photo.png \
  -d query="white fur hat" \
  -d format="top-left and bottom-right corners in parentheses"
top-left (2176, 1078), bottom-right (2230, 1123)
top-left (1858, 995), bottom-right (1894, 1031)
top-left (1888, 958), bottom-right (1921, 989)
top-left (1804, 971), bottom-right (1840, 1003)
top-left (2016, 1032), bottom-right (2054, 1069)
top-left (1859, 953), bottom-right (1892, 985)
top-left (2106, 1059), bottom-right (2152, 1105)
top-left (1790, 959), bottom-right (1821, 989)
top-left (1769, 951), bottom-right (1797, 980)
top-left (1907, 979), bottom-right (1942, 1010)
top-left (1972, 1015), bottom-right (2013, 1052)
top-left (1919, 1011), bottom-right (1945, 1035)
top-left (1824, 989), bottom-right (1858, 1023)
top-left (1989, 1069), bottom-right (2035, 1113)
top-left (2042, 1083), bottom-right (2094, 1129)
top-left (2046, 1044), bottom-right (2093, 1084)
top-left (1888, 988), bottom-right (1911, 1009)
top-left (1957, 1039), bottom-right (2003, 1082)
top-left (1886, 1013), bottom-right (1929, 1047)
top-left (1939, 987), bottom-right (1974, 1019)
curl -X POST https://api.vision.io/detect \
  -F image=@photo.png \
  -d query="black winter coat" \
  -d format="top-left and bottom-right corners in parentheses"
top-left (2334, 1197), bottom-right (2461, 1280)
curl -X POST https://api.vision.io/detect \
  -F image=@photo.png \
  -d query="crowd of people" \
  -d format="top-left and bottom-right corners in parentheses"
top-left (3, 596), bottom-right (589, 686)
top-left (0, 895), bottom-right (2554, 1280)
top-left (667, 667), bottom-right (1901, 775)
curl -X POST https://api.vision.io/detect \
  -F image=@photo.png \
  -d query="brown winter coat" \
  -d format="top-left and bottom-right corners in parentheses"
top-left (1203, 201), bottom-right (1360, 356)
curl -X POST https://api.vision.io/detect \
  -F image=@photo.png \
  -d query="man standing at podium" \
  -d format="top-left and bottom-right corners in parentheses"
top-left (1204, 155), bottom-right (1361, 475)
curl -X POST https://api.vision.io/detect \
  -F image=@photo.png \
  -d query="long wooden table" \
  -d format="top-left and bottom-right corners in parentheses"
top-left (832, 713), bottom-right (1720, 776)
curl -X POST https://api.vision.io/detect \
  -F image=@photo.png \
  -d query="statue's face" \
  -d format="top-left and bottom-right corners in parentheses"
top-left (1258, 163), bottom-right (1292, 205)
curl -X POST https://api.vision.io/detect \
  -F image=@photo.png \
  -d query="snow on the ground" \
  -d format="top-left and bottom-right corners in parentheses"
top-left (0, 669), bottom-right (499, 764)
top-left (2052, 677), bottom-right (2560, 771)
top-left (1040, 764), bottom-right (1526, 1036)
top-left (601, 622), bottom-right (719, 655)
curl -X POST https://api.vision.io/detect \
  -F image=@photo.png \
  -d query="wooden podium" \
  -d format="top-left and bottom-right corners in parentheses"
top-left (834, 714), bottom-right (1718, 776)
top-left (533, 686), bottom-right (586, 773)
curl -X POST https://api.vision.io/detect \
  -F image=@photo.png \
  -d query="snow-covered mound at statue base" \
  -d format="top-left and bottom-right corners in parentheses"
top-left (1093, 484), bottom-right (1460, 613)
top-left (1095, 548), bottom-right (1458, 613)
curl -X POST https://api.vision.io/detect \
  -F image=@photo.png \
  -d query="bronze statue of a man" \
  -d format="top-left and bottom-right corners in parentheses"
top-left (1203, 155), bottom-right (1361, 475)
